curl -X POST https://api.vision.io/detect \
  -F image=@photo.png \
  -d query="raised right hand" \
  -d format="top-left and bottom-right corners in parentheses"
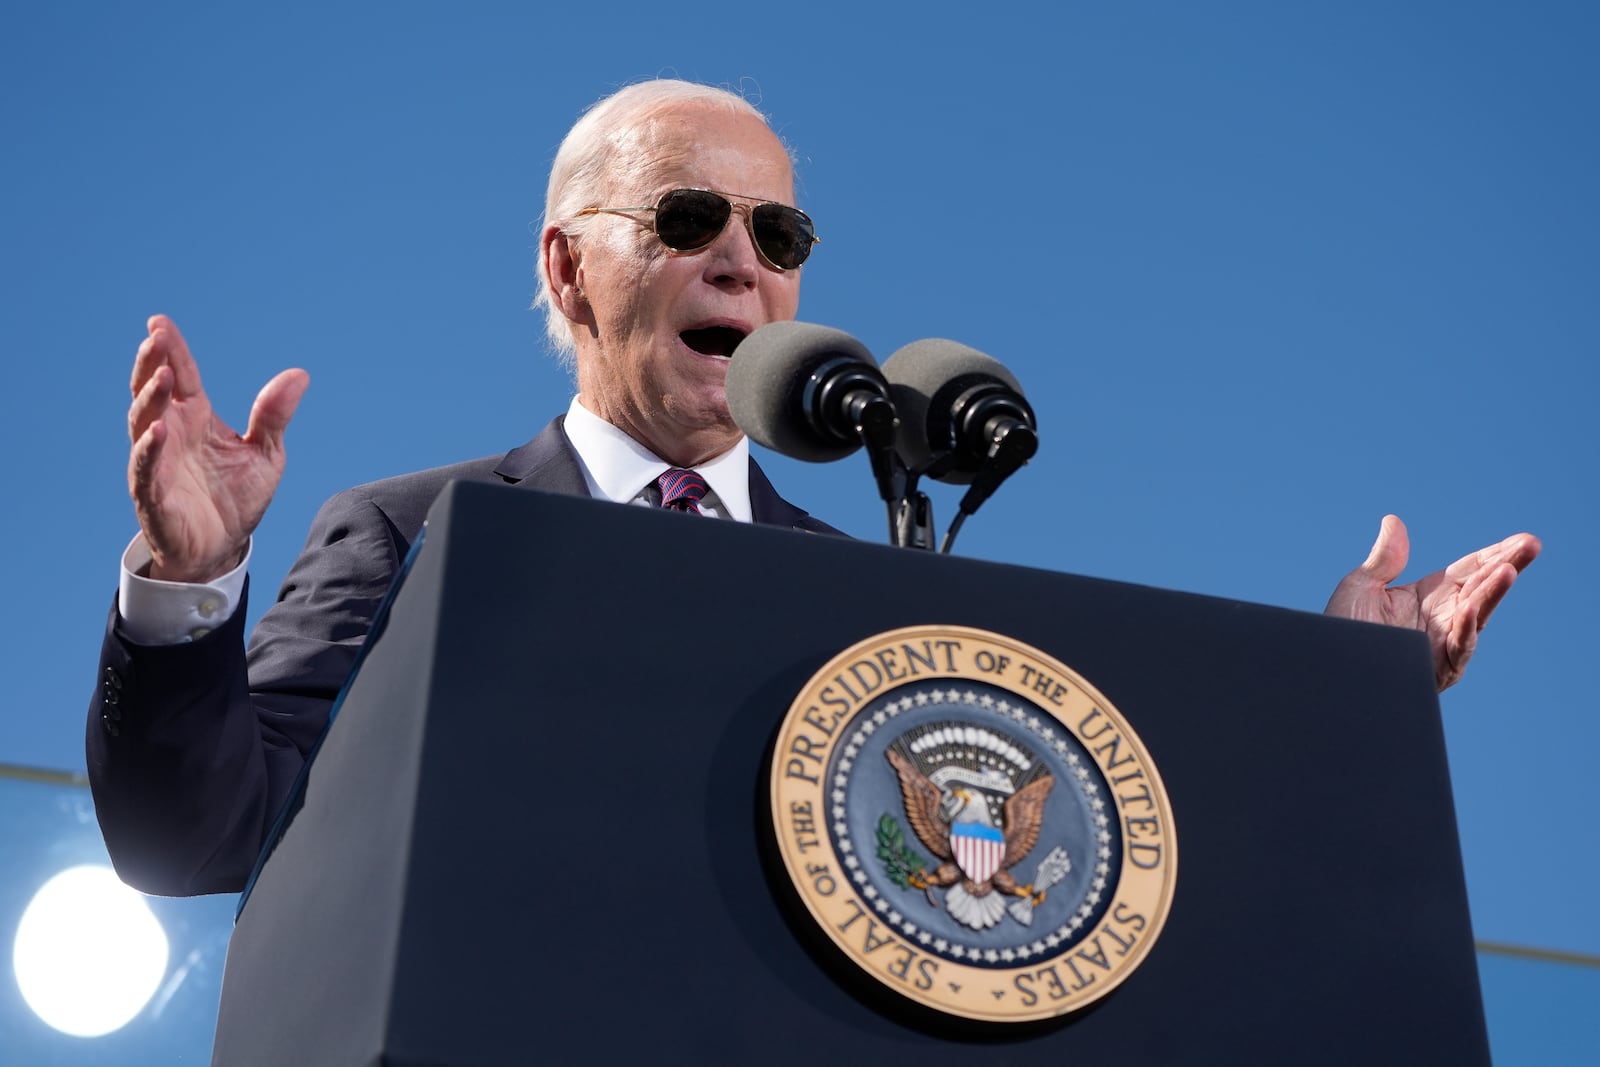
top-left (127, 315), bottom-right (309, 583)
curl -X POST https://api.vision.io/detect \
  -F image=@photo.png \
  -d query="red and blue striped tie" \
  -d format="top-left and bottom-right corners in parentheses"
top-left (657, 468), bottom-right (710, 514)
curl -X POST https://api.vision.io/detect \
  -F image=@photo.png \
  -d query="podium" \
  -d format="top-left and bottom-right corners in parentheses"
top-left (212, 482), bottom-right (1490, 1064)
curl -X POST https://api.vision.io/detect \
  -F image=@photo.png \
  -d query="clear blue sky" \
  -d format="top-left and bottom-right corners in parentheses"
top-left (3, 0), bottom-right (1594, 977)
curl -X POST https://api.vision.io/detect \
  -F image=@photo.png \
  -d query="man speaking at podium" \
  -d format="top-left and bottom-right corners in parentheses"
top-left (87, 79), bottom-right (1539, 898)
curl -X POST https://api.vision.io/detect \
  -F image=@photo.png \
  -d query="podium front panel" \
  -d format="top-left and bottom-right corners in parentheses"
top-left (215, 482), bottom-right (1486, 1066)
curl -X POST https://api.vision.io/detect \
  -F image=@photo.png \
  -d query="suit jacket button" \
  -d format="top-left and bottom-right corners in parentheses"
top-left (104, 666), bottom-right (123, 690)
top-left (102, 715), bottom-right (120, 737)
top-left (103, 686), bottom-right (120, 706)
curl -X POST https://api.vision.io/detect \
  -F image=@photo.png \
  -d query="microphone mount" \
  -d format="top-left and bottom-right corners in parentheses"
top-left (800, 355), bottom-right (901, 509)
top-left (927, 376), bottom-right (1038, 482)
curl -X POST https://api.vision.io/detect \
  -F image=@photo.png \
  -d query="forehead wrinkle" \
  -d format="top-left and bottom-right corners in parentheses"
top-left (601, 113), bottom-right (794, 206)
top-left (597, 116), bottom-right (699, 204)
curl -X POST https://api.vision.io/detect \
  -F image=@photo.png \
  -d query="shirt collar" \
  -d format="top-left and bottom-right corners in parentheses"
top-left (562, 396), bottom-right (753, 522)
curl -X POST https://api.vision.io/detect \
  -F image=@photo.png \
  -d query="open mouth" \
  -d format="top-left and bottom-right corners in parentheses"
top-left (680, 326), bottom-right (747, 359)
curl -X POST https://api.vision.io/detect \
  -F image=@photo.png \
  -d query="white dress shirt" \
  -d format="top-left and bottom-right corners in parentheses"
top-left (560, 396), bottom-right (751, 521)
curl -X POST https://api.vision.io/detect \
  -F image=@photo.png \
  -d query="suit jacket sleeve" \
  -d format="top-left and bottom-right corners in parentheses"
top-left (87, 487), bottom-right (406, 895)
top-left (84, 419), bottom-right (836, 896)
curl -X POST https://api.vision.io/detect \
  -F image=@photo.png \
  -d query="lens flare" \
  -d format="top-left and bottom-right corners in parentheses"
top-left (13, 865), bottom-right (170, 1037)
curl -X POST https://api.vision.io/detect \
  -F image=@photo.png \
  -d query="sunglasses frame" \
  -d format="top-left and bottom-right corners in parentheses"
top-left (575, 188), bottom-right (819, 272)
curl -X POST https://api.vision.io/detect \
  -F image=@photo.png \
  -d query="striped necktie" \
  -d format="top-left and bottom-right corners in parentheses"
top-left (657, 468), bottom-right (710, 514)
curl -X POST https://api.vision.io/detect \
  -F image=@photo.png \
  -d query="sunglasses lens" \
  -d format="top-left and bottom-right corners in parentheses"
top-left (651, 189), bottom-right (816, 270)
top-left (655, 190), bottom-right (731, 251)
top-left (751, 203), bottom-right (816, 270)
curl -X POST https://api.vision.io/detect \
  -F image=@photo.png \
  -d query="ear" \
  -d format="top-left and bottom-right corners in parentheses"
top-left (541, 224), bottom-right (595, 329)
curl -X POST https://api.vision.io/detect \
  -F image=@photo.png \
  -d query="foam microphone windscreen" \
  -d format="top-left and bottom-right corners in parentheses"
top-left (881, 339), bottom-right (1027, 480)
top-left (726, 320), bottom-right (879, 462)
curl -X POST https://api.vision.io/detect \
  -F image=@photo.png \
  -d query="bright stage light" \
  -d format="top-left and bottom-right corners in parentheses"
top-left (12, 864), bottom-right (170, 1038)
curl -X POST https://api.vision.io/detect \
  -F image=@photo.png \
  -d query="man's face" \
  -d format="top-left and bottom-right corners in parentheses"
top-left (567, 104), bottom-right (803, 466)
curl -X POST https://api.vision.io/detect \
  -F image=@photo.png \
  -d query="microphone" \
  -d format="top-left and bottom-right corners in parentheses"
top-left (881, 339), bottom-right (1038, 485)
top-left (727, 322), bottom-right (902, 522)
top-left (882, 339), bottom-right (1038, 550)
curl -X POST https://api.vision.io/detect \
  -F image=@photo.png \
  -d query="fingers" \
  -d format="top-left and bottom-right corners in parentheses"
top-left (1438, 598), bottom-right (1480, 691)
top-left (1445, 531), bottom-right (1542, 584)
top-left (127, 417), bottom-right (168, 511)
top-left (143, 314), bottom-right (205, 398)
top-left (130, 331), bottom-right (161, 397)
top-left (130, 315), bottom-right (205, 444)
top-left (130, 313), bottom-right (311, 454)
top-left (1465, 561), bottom-right (1520, 633)
top-left (1338, 519), bottom-right (1537, 692)
top-left (1484, 531), bottom-right (1536, 572)
top-left (243, 369), bottom-right (310, 451)
top-left (1436, 558), bottom-right (1521, 690)
top-left (128, 362), bottom-right (174, 444)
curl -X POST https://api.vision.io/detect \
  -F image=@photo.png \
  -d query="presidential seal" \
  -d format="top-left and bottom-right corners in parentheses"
top-left (770, 625), bottom-right (1176, 1023)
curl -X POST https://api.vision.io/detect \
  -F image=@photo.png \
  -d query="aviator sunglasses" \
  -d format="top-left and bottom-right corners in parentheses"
top-left (576, 188), bottom-right (818, 271)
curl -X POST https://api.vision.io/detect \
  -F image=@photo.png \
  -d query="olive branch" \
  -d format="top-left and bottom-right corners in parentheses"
top-left (875, 814), bottom-right (927, 889)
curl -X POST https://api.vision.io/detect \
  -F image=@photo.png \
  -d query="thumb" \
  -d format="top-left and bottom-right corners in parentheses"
top-left (1358, 514), bottom-right (1410, 586)
top-left (245, 368), bottom-right (310, 450)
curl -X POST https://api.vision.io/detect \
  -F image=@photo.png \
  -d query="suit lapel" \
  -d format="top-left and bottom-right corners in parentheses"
top-left (750, 458), bottom-right (838, 535)
top-left (491, 417), bottom-right (591, 498)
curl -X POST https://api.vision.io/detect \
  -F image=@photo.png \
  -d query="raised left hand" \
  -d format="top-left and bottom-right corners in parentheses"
top-left (1324, 515), bottom-right (1541, 691)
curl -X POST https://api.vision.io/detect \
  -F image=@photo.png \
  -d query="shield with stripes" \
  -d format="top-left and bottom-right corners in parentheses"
top-left (950, 820), bottom-right (1006, 884)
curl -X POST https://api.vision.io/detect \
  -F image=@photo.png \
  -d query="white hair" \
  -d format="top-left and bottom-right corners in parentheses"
top-left (533, 80), bottom-right (774, 363)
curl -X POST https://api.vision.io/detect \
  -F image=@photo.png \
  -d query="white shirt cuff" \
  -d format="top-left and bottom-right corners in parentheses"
top-left (118, 534), bottom-right (251, 645)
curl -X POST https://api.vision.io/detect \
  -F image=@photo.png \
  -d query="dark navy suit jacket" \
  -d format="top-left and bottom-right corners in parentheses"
top-left (88, 419), bottom-right (836, 895)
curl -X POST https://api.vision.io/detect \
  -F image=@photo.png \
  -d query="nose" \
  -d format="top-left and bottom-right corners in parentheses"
top-left (701, 204), bottom-right (762, 290)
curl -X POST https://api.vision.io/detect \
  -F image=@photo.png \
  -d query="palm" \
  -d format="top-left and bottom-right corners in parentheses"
top-left (127, 316), bottom-right (308, 582)
top-left (1325, 515), bottom-right (1540, 691)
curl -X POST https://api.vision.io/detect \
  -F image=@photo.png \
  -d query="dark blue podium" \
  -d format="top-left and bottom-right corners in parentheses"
top-left (211, 481), bottom-right (1489, 1065)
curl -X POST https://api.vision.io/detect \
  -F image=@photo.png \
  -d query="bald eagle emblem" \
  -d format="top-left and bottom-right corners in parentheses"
top-left (883, 724), bottom-right (1069, 931)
